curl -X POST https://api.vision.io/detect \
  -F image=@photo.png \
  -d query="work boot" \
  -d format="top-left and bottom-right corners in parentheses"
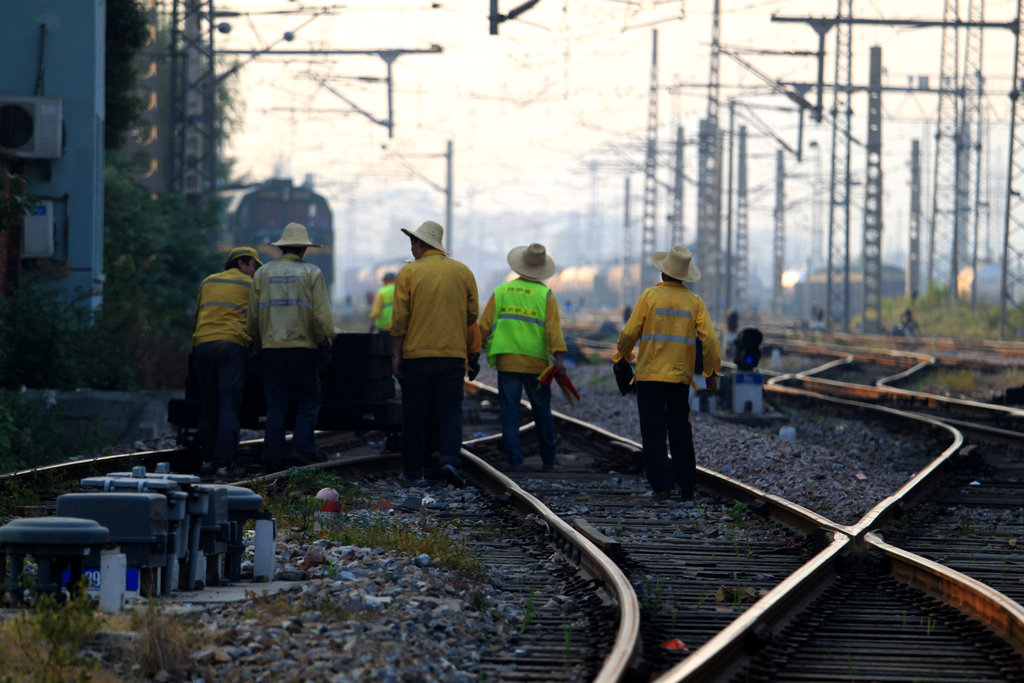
top-left (440, 464), bottom-right (467, 488)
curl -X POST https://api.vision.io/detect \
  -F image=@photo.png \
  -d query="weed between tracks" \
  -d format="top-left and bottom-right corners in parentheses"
top-left (255, 467), bottom-right (483, 578)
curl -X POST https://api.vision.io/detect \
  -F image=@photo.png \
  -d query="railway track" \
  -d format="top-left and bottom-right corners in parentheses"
top-left (2, 332), bottom-right (1024, 680)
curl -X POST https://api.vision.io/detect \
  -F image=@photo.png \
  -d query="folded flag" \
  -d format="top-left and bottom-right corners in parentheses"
top-left (555, 370), bottom-right (581, 405)
top-left (537, 365), bottom-right (581, 406)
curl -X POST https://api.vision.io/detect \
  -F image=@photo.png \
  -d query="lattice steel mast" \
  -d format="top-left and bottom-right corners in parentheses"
top-left (735, 125), bottom-right (749, 312)
top-left (964, 0), bottom-right (985, 305)
top-left (696, 0), bottom-right (722, 313)
top-left (862, 46), bottom-right (884, 333)
top-left (908, 139), bottom-right (922, 300)
top-left (929, 0), bottom-right (961, 303)
top-left (826, 0), bottom-right (853, 330)
top-left (169, 0), bottom-right (217, 198)
top-left (772, 149), bottom-right (786, 317)
top-left (640, 30), bottom-right (660, 290)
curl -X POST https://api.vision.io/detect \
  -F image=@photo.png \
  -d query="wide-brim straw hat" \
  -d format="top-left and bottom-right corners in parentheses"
top-left (401, 220), bottom-right (447, 253)
top-left (652, 245), bottom-right (701, 282)
top-left (272, 222), bottom-right (322, 248)
top-left (507, 243), bottom-right (555, 282)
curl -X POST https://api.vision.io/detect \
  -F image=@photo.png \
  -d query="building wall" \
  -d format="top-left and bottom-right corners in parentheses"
top-left (0, 0), bottom-right (105, 308)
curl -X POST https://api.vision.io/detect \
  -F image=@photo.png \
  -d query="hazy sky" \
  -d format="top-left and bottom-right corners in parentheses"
top-left (215, 0), bottom-right (1022, 290)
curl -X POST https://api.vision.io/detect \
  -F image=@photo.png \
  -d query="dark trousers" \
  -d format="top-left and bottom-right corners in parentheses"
top-left (261, 347), bottom-right (321, 471)
top-left (195, 340), bottom-right (246, 467)
top-left (400, 357), bottom-right (464, 477)
top-left (497, 370), bottom-right (556, 465)
top-left (636, 381), bottom-right (695, 495)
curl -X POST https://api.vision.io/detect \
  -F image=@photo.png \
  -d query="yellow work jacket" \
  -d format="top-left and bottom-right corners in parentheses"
top-left (616, 282), bottom-right (721, 384)
top-left (391, 250), bottom-right (478, 359)
top-left (371, 283), bottom-right (395, 330)
top-left (246, 254), bottom-right (334, 350)
top-left (192, 267), bottom-right (253, 348)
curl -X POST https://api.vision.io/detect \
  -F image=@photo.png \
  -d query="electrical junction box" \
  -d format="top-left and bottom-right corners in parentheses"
top-left (22, 200), bottom-right (54, 258)
top-left (731, 371), bottom-right (764, 414)
top-left (0, 95), bottom-right (64, 159)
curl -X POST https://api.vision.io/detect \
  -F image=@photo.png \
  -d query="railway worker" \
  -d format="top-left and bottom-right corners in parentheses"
top-left (246, 222), bottom-right (335, 473)
top-left (614, 245), bottom-right (721, 501)
top-left (192, 246), bottom-right (262, 477)
top-left (369, 271), bottom-right (397, 333)
top-left (391, 220), bottom-right (478, 488)
top-left (479, 243), bottom-right (567, 472)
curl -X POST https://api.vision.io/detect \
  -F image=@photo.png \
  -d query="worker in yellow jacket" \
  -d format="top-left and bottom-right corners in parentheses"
top-left (247, 223), bottom-right (334, 473)
top-left (391, 220), bottom-right (478, 487)
top-left (192, 246), bottom-right (262, 477)
top-left (615, 246), bottom-right (721, 501)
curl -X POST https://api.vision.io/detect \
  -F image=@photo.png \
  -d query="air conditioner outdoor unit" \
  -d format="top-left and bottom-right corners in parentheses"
top-left (0, 95), bottom-right (63, 160)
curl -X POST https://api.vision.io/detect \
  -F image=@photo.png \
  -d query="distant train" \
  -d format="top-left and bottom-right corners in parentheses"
top-left (221, 178), bottom-right (334, 293)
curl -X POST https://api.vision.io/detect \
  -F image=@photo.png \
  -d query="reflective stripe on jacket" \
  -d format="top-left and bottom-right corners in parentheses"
top-left (617, 282), bottom-right (721, 383)
top-left (246, 253), bottom-right (334, 349)
top-left (371, 283), bottom-right (395, 330)
top-left (486, 280), bottom-right (550, 360)
top-left (192, 268), bottom-right (253, 347)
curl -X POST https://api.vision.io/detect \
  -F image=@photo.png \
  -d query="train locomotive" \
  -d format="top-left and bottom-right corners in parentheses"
top-left (221, 178), bottom-right (335, 293)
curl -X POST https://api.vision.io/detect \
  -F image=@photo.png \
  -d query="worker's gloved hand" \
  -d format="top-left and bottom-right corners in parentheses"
top-left (467, 354), bottom-right (481, 381)
top-left (613, 359), bottom-right (635, 396)
top-left (705, 374), bottom-right (718, 392)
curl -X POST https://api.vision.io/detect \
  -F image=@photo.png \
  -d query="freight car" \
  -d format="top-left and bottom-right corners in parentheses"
top-left (221, 178), bottom-right (335, 293)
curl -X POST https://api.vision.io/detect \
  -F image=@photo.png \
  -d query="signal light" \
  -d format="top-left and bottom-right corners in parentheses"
top-left (733, 328), bottom-right (763, 371)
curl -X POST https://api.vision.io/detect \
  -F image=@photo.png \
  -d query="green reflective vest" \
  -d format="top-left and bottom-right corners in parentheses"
top-left (375, 283), bottom-right (395, 330)
top-left (487, 280), bottom-right (549, 360)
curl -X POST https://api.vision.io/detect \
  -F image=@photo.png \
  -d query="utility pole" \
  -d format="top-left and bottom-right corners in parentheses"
top-left (908, 139), bottom-right (922, 301)
top-left (735, 125), bottom-right (749, 313)
top-left (772, 149), bottom-right (786, 317)
top-left (622, 176), bottom-right (632, 310)
top-left (862, 46), bottom-right (884, 334)
top-left (670, 125), bottom-right (684, 247)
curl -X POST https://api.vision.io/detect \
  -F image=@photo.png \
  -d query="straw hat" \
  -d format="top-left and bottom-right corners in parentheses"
top-left (507, 243), bottom-right (555, 282)
top-left (652, 245), bottom-right (701, 282)
top-left (272, 222), bottom-right (322, 248)
top-left (227, 246), bottom-right (262, 267)
top-left (401, 220), bottom-right (447, 253)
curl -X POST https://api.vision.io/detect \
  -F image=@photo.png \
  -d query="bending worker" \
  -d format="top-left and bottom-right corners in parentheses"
top-left (192, 246), bottom-right (262, 478)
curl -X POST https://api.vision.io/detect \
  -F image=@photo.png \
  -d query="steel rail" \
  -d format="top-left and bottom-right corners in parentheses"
top-left (457, 448), bottom-right (643, 683)
top-left (867, 532), bottom-right (1024, 658)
